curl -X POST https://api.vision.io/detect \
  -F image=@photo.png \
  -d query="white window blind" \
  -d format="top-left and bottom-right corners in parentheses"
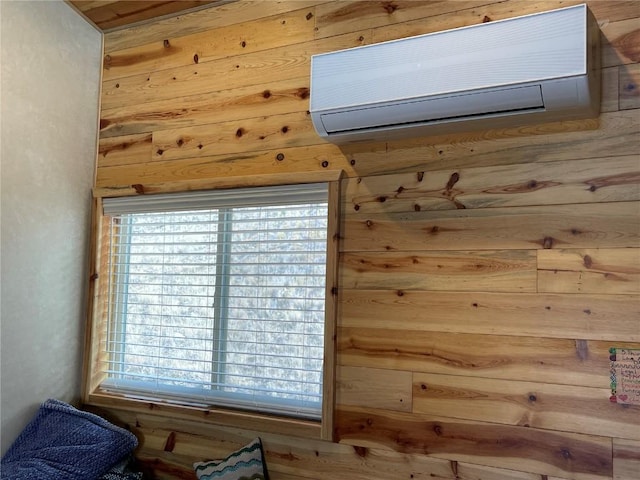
top-left (101, 183), bottom-right (329, 420)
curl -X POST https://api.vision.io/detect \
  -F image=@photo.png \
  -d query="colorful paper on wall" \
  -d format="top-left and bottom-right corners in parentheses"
top-left (609, 348), bottom-right (640, 405)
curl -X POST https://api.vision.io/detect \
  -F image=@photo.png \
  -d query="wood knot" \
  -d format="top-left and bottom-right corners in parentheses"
top-left (483, 15), bottom-right (492, 22)
top-left (263, 90), bottom-right (272, 99)
top-left (132, 184), bottom-right (145, 194)
top-left (353, 445), bottom-right (368, 458)
top-left (417, 171), bottom-right (425, 182)
top-left (163, 39), bottom-right (170, 48)
top-left (354, 204), bottom-right (360, 211)
top-left (321, 160), bottom-right (329, 168)
top-left (542, 237), bottom-right (554, 249)
top-left (193, 53), bottom-right (199, 64)
top-left (446, 172), bottom-right (460, 190)
top-left (306, 12), bottom-right (313, 20)
top-left (528, 394), bottom-right (537, 402)
top-left (350, 159), bottom-right (356, 166)
top-left (276, 153), bottom-right (285, 161)
top-left (163, 432), bottom-right (176, 452)
top-left (560, 449), bottom-right (572, 460)
top-left (383, 2), bottom-right (398, 14)
top-left (377, 196), bottom-right (387, 202)
top-left (583, 254), bottom-right (593, 268)
top-left (397, 290), bottom-right (404, 297)
top-left (176, 138), bottom-right (184, 147)
top-left (240, 40), bottom-right (247, 48)
top-left (281, 126), bottom-right (289, 134)
top-left (365, 220), bottom-right (373, 228)
top-left (236, 128), bottom-right (245, 138)
top-left (156, 148), bottom-right (164, 156)
top-left (297, 87), bottom-right (310, 99)
top-left (433, 425), bottom-right (443, 436)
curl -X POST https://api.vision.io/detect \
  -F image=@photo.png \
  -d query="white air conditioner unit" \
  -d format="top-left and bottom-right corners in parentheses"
top-left (310, 4), bottom-right (600, 144)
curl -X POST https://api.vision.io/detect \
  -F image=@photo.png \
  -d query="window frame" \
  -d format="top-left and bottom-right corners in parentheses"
top-left (82, 181), bottom-right (339, 441)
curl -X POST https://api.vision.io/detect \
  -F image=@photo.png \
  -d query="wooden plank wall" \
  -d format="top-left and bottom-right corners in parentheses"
top-left (93, 1), bottom-right (640, 479)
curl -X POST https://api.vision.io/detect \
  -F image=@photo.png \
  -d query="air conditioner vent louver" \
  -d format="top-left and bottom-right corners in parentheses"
top-left (310, 4), bottom-right (600, 144)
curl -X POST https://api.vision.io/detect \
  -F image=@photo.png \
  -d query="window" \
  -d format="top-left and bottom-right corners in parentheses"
top-left (91, 183), bottom-right (334, 423)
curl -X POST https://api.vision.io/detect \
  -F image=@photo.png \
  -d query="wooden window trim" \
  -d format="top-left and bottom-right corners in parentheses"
top-left (82, 180), bottom-right (341, 442)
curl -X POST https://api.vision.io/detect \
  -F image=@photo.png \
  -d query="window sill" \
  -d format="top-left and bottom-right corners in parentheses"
top-left (85, 390), bottom-right (324, 440)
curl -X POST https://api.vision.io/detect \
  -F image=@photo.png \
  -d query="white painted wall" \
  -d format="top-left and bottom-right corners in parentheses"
top-left (0, 0), bottom-right (102, 454)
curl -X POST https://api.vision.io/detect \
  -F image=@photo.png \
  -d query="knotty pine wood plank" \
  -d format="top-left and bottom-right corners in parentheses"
top-left (338, 327), bottom-right (640, 388)
top-left (93, 407), bottom-right (574, 480)
top-left (335, 405), bottom-right (613, 480)
top-left (103, 1), bottom-right (328, 53)
top-left (341, 155), bottom-right (640, 215)
top-left (70, 1), bottom-right (222, 32)
top-left (343, 110), bottom-right (639, 176)
top-left (602, 17), bottom-right (640, 68)
top-left (83, 201), bottom-right (108, 400)
top-left (314, 0), bottom-right (499, 39)
top-left (99, 76), bottom-right (311, 139)
top-left (342, 202), bottom-right (640, 252)
top-left (151, 111), bottom-right (322, 162)
top-left (102, 7), bottom-right (317, 82)
top-left (340, 250), bottom-right (537, 293)
top-left (94, 147), bottom-right (345, 198)
top-left (613, 438), bottom-right (640, 480)
top-left (601, 66), bottom-right (620, 112)
top-left (537, 248), bottom-right (640, 294)
top-left (95, 110), bottom-right (639, 193)
top-left (619, 63), bottom-right (640, 110)
top-left (412, 372), bottom-right (640, 440)
top-left (101, 30), bottom-right (370, 111)
top-left (98, 132), bottom-right (153, 167)
top-left (316, 1), bottom-right (640, 43)
top-left (321, 179), bottom-right (340, 442)
top-left (340, 290), bottom-right (640, 341)
top-left (337, 365), bottom-right (412, 412)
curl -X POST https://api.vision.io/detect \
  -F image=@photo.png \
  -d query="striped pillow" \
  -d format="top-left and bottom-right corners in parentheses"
top-left (193, 438), bottom-right (267, 480)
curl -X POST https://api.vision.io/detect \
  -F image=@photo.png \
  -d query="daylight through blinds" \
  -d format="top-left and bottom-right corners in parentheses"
top-left (101, 184), bottom-right (328, 419)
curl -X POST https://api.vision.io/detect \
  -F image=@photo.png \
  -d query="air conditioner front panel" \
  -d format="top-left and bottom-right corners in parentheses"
top-left (310, 5), bottom-right (587, 113)
top-left (309, 4), bottom-right (599, 143)
top-left (320, 85), bottom-right (544, 134)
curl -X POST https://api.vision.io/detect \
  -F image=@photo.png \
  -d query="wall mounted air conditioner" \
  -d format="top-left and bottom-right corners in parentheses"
top-left (310, 4), bottom-right (600, 144)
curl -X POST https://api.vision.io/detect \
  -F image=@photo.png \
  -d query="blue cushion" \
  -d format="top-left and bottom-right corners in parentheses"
top-left (1, 399), bottom-right (138, 480)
